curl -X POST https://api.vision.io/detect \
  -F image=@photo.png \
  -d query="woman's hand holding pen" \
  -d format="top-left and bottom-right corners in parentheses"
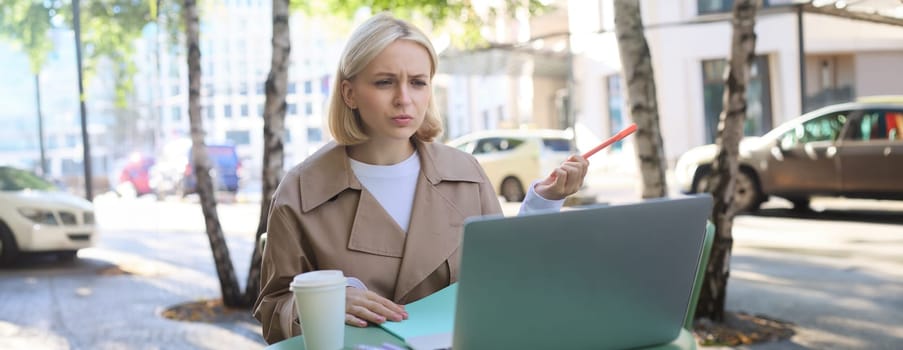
top-left (534, 154), bottom-right (589, 200)
top-left (345, 287), bottom-right (408, 327)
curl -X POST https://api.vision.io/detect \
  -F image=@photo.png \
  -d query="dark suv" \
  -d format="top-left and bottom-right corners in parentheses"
top-left (183, 144), bottom-right (241, 194)
top-left (676, 101), bottom-right (903, 212)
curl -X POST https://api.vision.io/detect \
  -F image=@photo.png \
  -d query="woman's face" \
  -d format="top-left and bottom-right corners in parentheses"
top-left (342, 40), bottom-right (432, 143)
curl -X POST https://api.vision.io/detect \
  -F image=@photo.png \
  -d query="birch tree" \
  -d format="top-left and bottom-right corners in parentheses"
top-left (182, 0), bottom-right (243, 306)
top-left (695, 0), bottom-right (760, 322)
top-left (613, 0), bottom-right (668, 198)
top-left (245, 0), bottom-right (290, 306)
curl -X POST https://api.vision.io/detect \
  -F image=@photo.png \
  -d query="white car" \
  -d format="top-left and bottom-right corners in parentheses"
top-left (448, 129), bottom-right (575, 202)
top-left (0, 166), bottom-right (96, 264)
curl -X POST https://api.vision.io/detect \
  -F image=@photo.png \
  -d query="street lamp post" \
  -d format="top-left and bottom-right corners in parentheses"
top-left (73, 0), bottom-right (93, 200)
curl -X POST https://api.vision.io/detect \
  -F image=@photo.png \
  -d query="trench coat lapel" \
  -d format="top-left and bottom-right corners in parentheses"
top-left (347, 188), bottom-right (406, 258)
top-left (392, 173), bottom-right (465, 301)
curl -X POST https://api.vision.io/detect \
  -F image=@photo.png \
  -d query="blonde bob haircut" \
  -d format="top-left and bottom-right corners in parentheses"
top-left (328, 12), bottom-right (443, 145)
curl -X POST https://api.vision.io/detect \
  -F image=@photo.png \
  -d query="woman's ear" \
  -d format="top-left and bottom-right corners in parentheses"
top-left (341, 80), bottom-right (356, 109)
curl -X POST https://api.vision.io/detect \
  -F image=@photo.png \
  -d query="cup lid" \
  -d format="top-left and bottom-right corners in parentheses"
top-left (290, 270), bottom-right (346, 289)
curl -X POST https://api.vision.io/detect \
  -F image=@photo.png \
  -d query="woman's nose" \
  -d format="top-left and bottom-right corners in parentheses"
top-left (394, 85), bottom-right (412, 106)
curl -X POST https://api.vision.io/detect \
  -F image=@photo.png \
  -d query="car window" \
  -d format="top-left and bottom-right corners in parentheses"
top-left (0, 167), bottom-right (56, 191)
top-left (847, 110), bottom-right (903, 141)
top-left (473, 138), bottom-right (523, 154)
top-left (780, 112), bottom-right (847, 149)
top-left (455, 141), bottom-right (474, 153)
top-left (542, 138), bottom-right (572, 152)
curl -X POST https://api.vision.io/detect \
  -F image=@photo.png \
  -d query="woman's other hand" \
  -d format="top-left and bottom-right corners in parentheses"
top-left (534, 155), bottom-right (589, 200)
top-left (345, 287), bottom-right (408, 327)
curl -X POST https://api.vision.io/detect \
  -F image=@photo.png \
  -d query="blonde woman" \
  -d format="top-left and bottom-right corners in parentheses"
top-left (254, 12), bottom-right (588, 344)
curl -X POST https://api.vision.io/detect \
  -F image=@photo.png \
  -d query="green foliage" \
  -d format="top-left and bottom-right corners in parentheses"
top-left (0, 0), bottom-right (60, 73)
top-left (294, 0), bottom-right (550, 50)
top-left (0, 0), bottom-right (154, 107)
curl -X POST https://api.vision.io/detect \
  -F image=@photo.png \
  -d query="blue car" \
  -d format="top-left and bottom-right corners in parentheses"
top-left (183, 144), bottom-right (241, 194)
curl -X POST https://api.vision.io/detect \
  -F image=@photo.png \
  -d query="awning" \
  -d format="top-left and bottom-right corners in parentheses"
top-left (804, 0), bottom-right (903, 26)
top-left (438, 45), bottom-right (570, 78)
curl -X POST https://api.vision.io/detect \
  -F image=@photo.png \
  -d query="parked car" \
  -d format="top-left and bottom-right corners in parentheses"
top-left (0, 166), bottom-right (96, 264)
top-left (675, 100), bottom-right (903, 212)
top-left (447, 129), bottom-right (574, 202)
top-left (182, 144), bottom-right (241, 195)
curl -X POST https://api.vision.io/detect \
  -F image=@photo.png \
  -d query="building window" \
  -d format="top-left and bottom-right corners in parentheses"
top-left (698, 0), bottom-right (770, 14)
top-left (701, 55), bottom-right (773, 143)
top-left (207, 105), bottom-right (215, 119)
top-left (307, 127), bottom-right (322, 142)
top-left (226, 130), bottom-right (251, 145)
top-left (606, 75), bottom-right (626, 151)
top-left (287, 103), bottom-right (297, 115)
top-left (172, 107), bottom-right (182, 122)
top-left (256, 82), bottom-right (264, 94)
top-left (304, 80), bottom-right (312, 94)
top-left (224, 105), bottom-right (233, 118)
top-left (305, 102), bottom-right (313, 116)
top-left (241, 104), bottom-right (249, 117)
top-left (258, 103), bottom-right (264, 117)
top-left (288, 82), bottom-right (297, 94)
top-left (284, 129), bottom-right (292, 144)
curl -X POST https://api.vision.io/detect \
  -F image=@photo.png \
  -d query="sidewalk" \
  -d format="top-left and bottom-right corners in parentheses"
top-left (0, 198), bottom-right (267, 350)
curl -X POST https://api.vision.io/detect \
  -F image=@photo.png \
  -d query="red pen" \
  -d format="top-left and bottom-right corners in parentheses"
top-left (581, 123), bottom-right (638, 159)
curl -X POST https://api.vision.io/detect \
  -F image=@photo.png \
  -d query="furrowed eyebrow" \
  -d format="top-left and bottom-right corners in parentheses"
top-left (371, 72), bottom-right (428, 79)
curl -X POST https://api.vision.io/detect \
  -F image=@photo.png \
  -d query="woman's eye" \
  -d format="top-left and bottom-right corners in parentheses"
top-left (411, 80), bottom-right (428, 87)
top-left (375, 80), bottom-right (392, 86)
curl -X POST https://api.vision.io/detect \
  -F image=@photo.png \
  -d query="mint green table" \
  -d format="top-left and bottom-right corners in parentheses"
top-left (264, 326), bottom-right (697, 349)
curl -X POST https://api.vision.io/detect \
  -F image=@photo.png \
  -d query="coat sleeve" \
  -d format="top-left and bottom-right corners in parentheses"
top-left (253, 200), bottom-right (312, 344)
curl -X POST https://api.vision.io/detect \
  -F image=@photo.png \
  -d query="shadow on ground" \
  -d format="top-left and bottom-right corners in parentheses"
top-left (748, 207), bottom-right (903, 225)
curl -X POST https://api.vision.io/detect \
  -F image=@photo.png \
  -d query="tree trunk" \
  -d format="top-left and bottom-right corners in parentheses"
top-left (613, 0), bottom-right (668, 199)
top-left (183, 0), bottom-right (243, 307)
top-left (695, 0), bottom-right (759, 322)
top-left (245, 0), bottom-right (290, 306)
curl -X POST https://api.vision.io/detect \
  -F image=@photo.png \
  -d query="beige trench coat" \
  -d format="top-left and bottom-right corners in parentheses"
top-left (253, 139), bottom-right (503, 344)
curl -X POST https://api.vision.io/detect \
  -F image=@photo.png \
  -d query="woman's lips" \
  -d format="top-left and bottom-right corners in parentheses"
top-left (392, 115), bottom-right (413, 127)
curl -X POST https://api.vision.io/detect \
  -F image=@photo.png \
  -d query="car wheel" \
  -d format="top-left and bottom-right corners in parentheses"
top-left (501, 177), bottom-right (525, 203)
top-left (786, 196), bottom-right (810, 211)
top-left (57, 250), bottom-right (78, 262)
top-left (733, 168), bottom-right (763, 213)
top-left (0, 222), bottom-right (20, 266)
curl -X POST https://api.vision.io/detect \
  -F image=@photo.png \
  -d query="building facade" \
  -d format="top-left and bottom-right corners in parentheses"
top-left (568, 0), bottom-right (903, 169)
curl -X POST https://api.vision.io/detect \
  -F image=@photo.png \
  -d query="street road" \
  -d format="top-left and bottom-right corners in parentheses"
top-left (0, 194), bottom-right (901, 349)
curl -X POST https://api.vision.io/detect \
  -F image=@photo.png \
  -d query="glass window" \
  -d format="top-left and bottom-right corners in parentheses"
top-left (701, 55), bottom-right (773, 143)
top-left (305, 102), bottom-right (313, 116)
top-left (207, 105), bottom-right (215, 119)
top-left (307, 127), bottom-right (322, 142)
top-left (0, 166), bottom-right (55, 191)
top-left (224, 105), bottom-right (233, 118)
top-left (473, 138), bottom-right (523, 154)
top-left (288, 82), bottom-right (296, 94)
top-left (288, 103), bottom-right (297, 115)
top-left (172, 107), bottom-right (182, 121)
top-left (699, 0), bottom-right (770, 14)
top-left (542, 138), bottom-right (572, 152)
top-left (606, 74), bottom-right (626, 151)
top-left (241, 104), bottom-right (249, 117)
top-left (304, 80), bottom-right (312, 94)
top-left (847, 110), bottom-right (903, 141)
top-left (780, 112), bottom-right (846, 149)
top-left (226, 130), bottom-right (251, 145)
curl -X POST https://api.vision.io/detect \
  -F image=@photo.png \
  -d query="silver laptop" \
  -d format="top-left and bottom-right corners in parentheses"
top-left (451, 195), bottom-right (713, 350)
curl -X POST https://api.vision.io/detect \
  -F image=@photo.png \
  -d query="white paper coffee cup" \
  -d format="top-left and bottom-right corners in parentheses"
top-left (290, 270), bottom-right (347, 350)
